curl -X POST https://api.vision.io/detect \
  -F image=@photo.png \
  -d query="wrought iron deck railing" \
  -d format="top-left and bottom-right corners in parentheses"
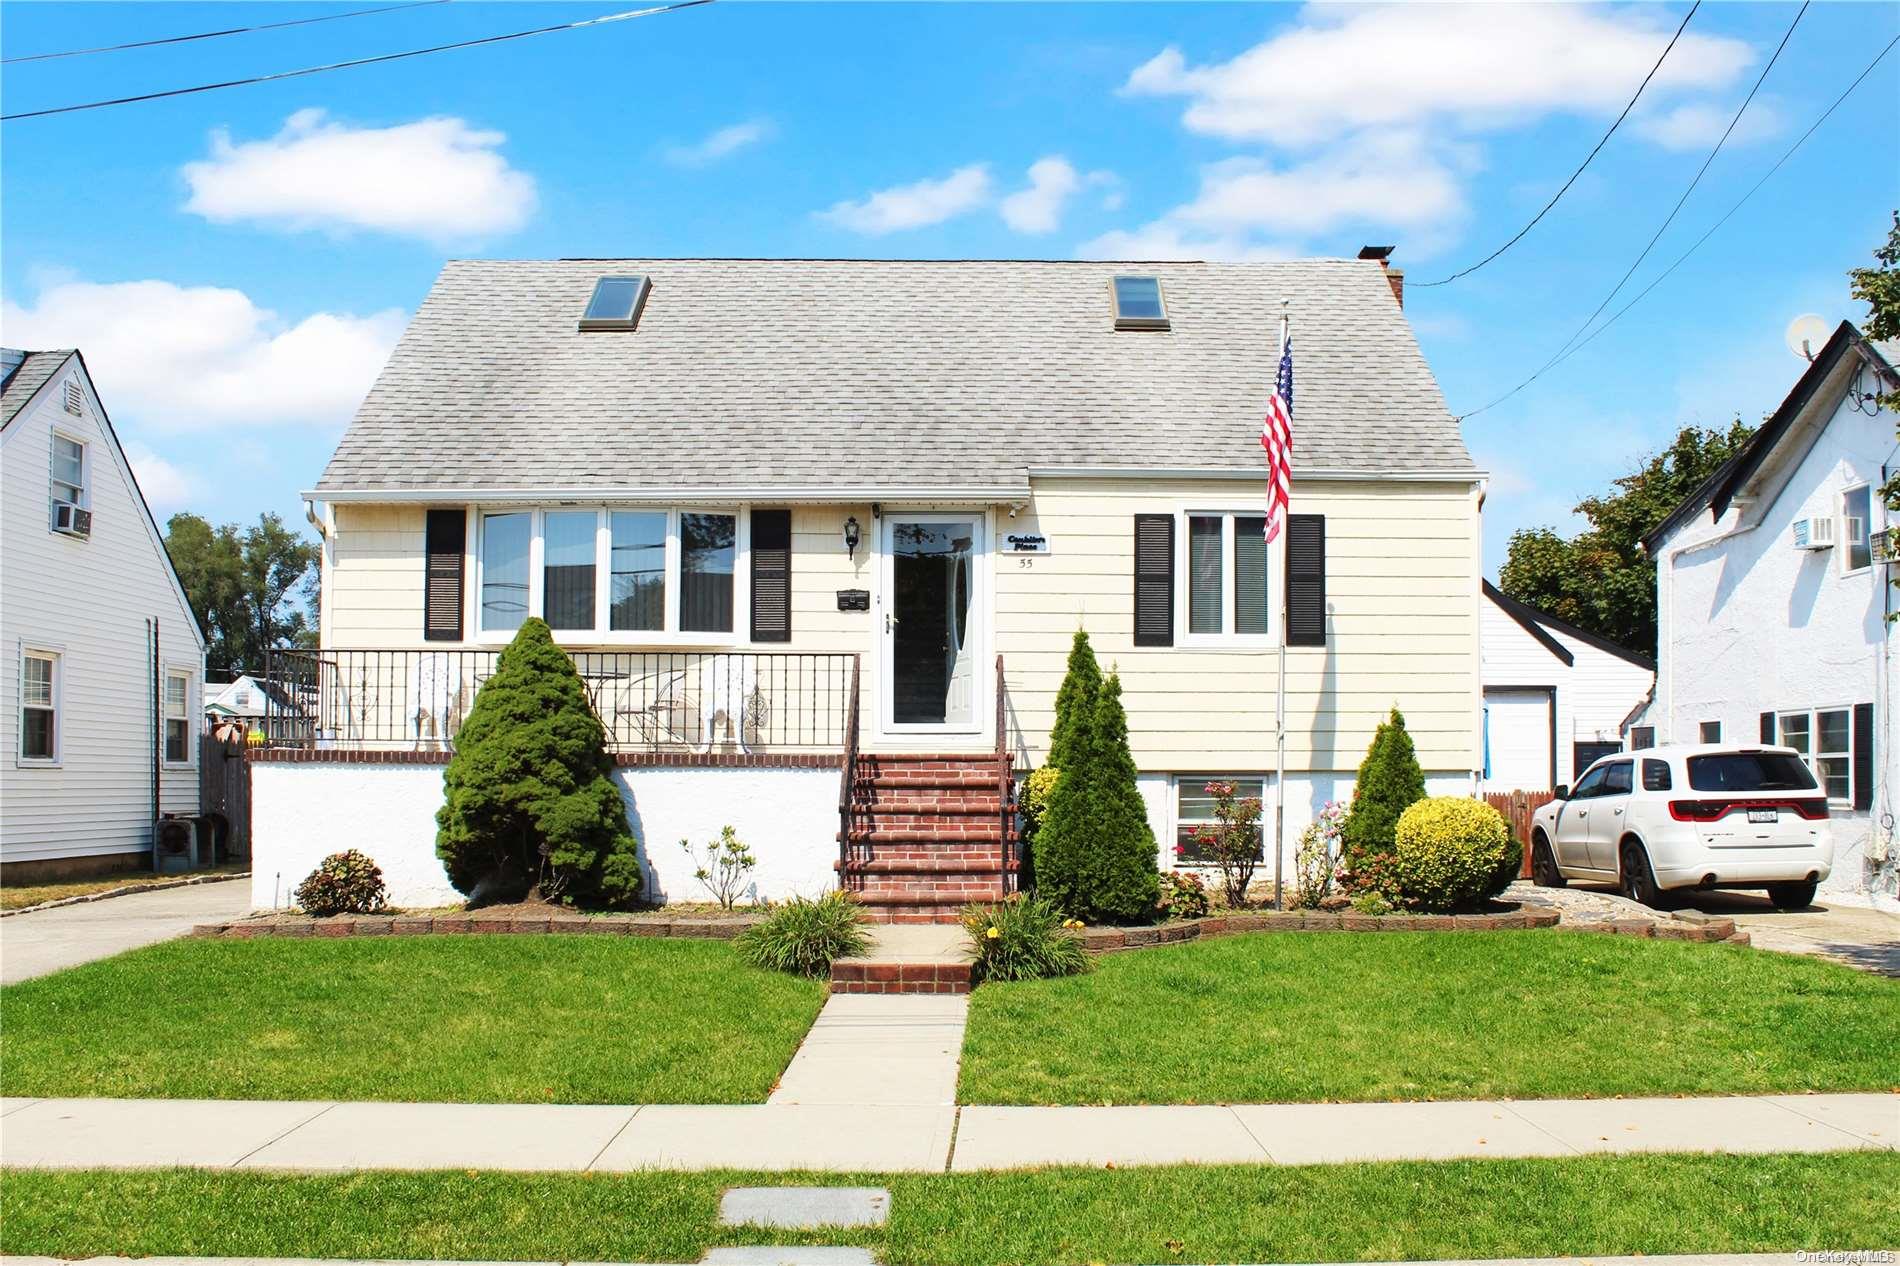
top-left (261, 648), bottom-right (858, 755)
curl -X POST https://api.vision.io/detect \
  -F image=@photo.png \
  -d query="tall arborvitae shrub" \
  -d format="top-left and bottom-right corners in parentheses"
top-left (1045, 629), bottom-right (1101, 770)
top-left (1340, 707), bottom-right (1427, 873)
top-left (436, 619), bottom-right (642, 908)
top-left (1036, 671), bottom-right (1160, 924)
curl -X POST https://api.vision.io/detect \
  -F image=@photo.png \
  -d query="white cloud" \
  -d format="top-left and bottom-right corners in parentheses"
top-left (1076, 222), bottom-right (1297, 263)
top-left (1631, 99), bottom-right (1785, 152)
top-left (182, 109), bottom-right (536, 242)
top-left (817, 164), bottom-right (992, 234)
top-left (1173, 134), bottom-right (1466, 237)
top-left (1001, 157), bottom-right (1083, 234)
top-left (1, 278), bottom-right (405, 433)
top-left (665, 118), bottom-right (776, 166)
top-left (123, 442), bottom-right (194, 515)
top-left (1125, 4), bottom-right (1754, 146)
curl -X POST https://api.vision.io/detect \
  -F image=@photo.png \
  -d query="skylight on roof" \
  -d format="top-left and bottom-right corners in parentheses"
top-left (579, 275), bottom-right (650, 331)
top-left (1111, 275), bottom-right (1169, 331)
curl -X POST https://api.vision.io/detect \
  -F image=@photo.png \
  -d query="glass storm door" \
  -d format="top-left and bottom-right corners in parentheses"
top-left (884, 516), bottom-right (982, 731)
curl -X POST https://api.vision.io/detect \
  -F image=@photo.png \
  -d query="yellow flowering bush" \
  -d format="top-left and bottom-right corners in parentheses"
top-left (1392, 796), bottom-right (1519, 913)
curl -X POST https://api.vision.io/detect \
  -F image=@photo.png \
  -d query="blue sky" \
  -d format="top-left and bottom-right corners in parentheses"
top-left (3, 1), bottom-right (1896, 574)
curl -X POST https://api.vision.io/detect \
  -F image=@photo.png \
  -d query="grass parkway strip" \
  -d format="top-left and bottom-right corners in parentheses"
top-left (959, 930), bottom-right (1900, 1105)
top-left (4, 1154), bottom-right (1896, 1266)
top-left (0, 936), bottom-right (826, 1105)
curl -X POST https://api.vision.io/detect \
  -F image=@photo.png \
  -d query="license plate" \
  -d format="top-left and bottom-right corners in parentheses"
top-left (1747, 808), bottom-right (1778, 824)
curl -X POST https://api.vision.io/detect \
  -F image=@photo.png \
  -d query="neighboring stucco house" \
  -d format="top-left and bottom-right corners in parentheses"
top-left (1634, 321), bottom-right (1898, 908)
top-left (1480, 581), bottom-right (1654, 792)
top-left (258, 257), bottom-right (1485, 914)
top-left (1, 348), bottom-right (207, 881)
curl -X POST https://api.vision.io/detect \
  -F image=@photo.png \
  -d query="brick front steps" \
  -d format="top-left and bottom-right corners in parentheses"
top-left (829, 958), bottom-right (974, 994)
top-left (838, 753), bottom-right (1015, 924)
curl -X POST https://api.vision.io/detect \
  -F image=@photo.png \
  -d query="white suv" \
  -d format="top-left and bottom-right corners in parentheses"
top-left (1528, 744), bottom-right (1833, 910)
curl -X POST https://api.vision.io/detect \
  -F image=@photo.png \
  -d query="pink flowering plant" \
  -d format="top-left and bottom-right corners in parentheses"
top-left (1182, 780), bottom-right (1265, 909)
top-left (1290, 799), bottom-right (1347, 909)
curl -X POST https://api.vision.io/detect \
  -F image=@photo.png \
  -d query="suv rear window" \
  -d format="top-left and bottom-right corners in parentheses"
top-left (1686, 752), bottom-right (1817, 793)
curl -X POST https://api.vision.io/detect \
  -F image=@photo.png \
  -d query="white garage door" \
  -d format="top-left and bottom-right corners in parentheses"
top-left (1486, 689), bottom-right (1553, 791)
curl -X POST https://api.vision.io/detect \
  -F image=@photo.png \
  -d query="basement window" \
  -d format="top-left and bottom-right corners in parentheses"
top-left (1111, 275), bottom-right (1170, 331)
top-left (579, 275), bottom-right (651, 331)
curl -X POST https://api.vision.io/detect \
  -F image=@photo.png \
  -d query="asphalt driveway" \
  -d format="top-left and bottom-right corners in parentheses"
top-left (0, 880), bottom-right (252, 985)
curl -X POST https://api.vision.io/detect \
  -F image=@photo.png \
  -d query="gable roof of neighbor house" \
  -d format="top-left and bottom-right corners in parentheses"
top-left (0, 348), bottom-right (76, 429)
top-left (1482, 580), bottom-right (1655, 671)
top-left (1642, 321), bottom-right (1900, 554)
top-left (313, 258), bottom-right (1475, 500)
top-left (0, 346), bottom-right (209, 652)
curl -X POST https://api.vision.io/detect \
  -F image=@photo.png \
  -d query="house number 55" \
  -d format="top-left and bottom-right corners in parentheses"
top-left (1018, 557), bottom-right (1035, 568)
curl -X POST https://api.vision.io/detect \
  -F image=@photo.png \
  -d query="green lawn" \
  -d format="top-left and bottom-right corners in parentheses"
top-left (5, 1154), bottom-right (1895, 1265)
top-left (0, 936), bottom-right (825, 1104)
top-left (960, 931), bottom-right (1900, 1105)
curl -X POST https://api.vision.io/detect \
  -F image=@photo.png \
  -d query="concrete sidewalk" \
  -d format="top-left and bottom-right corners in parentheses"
top-left (0, 881), bottom-right (253, 985)
top-left (1, 1092), bottom-right (1889, 1173)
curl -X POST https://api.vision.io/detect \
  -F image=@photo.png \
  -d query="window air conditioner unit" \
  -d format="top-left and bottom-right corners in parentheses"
top-left (52, 501), bottom-right (92, 539)
top-left (1791, 515), bottom-right (1835, 550)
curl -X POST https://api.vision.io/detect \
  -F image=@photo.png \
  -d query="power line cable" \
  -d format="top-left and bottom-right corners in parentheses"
top-left (1459, 1), bottom-right (1809, 421)
top-left (1413, 1), bottom-right (1701, 289)
top-left (2, 1), bottom-right (448, 66)
top-left (1, 0), bottom-right (712, 122)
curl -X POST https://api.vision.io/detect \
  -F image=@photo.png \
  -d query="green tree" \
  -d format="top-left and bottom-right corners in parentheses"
top-left (1035, 672), bottom-right (1160, 924)
top-left (1045, 628), bottom-right (1102, 770)
top-left (1499, 420), bottom-right (1755, 659)
top-left (165, 512), bottom-right (319, 676)
top-left (436, 618), bottom-right (642, 908)
top-left (1340, 708), bottom-right (1427, 873)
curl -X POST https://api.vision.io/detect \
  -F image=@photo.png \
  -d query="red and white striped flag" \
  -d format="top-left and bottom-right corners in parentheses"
top-left (1262, 320), bottom-right (1293, 543)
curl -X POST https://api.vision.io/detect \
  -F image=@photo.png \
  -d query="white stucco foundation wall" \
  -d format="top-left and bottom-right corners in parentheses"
top-left (1138, 769), bottom-right (1476, 884)
top-left (251, 761), bottom-right (840, 909)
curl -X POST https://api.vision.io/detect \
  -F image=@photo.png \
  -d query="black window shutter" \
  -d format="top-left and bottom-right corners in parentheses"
top-left (1133, 514), bottom-right (1174, 647)
top-left (1284, 514), bottom-right (1326, 647)
top-left (1853, 702), bottom-right (1874, 811)
top-left (423, 509), bottom-right (466, 642)
top-left (1760, 712), bottom-right (1776, 743)
top-left (750, 509), bottom-right (792, 643)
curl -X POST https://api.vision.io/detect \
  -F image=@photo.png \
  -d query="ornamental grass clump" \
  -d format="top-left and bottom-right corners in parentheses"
top-left (1392, 796), bottom-right (1521, 913)
top-left (293, 849), bottom-right (388, 917)
top-left (734, 890), bottom-right (870, 977)
top-left (963, 893), bottom-right (1089, 982)
top-left (436, 618), bottom-right (642, 909)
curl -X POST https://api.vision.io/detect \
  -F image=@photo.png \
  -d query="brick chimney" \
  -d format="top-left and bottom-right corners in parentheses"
top-left (1358, 245), bottom-right (1402, 308)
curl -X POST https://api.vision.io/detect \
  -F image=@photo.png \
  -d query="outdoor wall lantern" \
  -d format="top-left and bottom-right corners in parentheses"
top-left (843, 516), bottom-right (862, 561)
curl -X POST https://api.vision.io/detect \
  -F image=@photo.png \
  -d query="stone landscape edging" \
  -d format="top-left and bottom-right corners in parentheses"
top-left (3, 871), bottom-right (251, 919)
top-left (192, 911), bottom-right (765, 939)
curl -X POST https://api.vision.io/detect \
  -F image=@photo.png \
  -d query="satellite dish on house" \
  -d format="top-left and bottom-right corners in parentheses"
top-left (1785, 313), bottom-right (1830, 362)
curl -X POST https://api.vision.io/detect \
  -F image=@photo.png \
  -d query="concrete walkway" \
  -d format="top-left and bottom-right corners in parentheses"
top-left (1685, 891), bottom-right (1900, 977)
top-left (0, 881), bottom-right (252, 985)
top-left (768, 994), bottom-right (967, 1106)
top-left (2, 1092), bottom-right (1889, 1174)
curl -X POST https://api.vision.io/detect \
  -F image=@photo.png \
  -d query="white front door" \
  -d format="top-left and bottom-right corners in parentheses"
top-left (882, 514), bottom-right (984, 734)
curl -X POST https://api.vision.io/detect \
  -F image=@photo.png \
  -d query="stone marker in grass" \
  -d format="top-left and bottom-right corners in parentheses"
top-left (718, 1186), bottom-right (891, 1229)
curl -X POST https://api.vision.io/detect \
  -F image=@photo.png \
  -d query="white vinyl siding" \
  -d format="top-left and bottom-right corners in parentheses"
top-left (1, 364), bottom-right (205, 864)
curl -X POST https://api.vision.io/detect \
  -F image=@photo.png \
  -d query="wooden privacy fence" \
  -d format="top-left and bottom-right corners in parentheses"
top-left (1485, 789), bottom-right (1556, 878)
top-left (199, 725), bottom-right (251, 860)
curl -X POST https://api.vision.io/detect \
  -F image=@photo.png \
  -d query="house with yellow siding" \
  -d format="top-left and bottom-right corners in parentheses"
top-left (257, 256), bottom-right (1485, 916)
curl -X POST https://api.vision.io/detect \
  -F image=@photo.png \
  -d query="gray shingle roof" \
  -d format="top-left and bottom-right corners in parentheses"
top-left (315, 259), bottom-right (1473, 496)
top-left (1, 349), bottom-right (75, 430)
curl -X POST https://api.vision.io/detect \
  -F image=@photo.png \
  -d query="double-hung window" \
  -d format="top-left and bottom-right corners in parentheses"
top-left (478, 508), bottom-right (743, 640)
top-left (1174, 776), bottom-right (1265, 864)
top-left (1182, 511), bottom-right (1272, 643)
top-left (1778, 708), bottom-right (1853, 803)
top-left (19, 649), bottom-right (58, 762)
top-left (164, 671), bottom-right (192, 763)
top-left (51, 434), bottom-right (86, 517)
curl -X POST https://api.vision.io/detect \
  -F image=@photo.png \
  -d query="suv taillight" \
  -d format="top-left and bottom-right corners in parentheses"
top-left (1669, 798), bottom-right (1828, 822)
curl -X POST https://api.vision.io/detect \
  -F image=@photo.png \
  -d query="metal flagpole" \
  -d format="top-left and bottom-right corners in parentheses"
top-left (1273, 303), bottom-right (1288, 910)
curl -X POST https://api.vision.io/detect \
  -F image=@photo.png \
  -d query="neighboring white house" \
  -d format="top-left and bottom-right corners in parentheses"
top-left (257, 256), bottom-right (1487, 912)
top-left (1634, 321), bottom-right (1899, 908)
top-left (203, 674), bottom-right (277, 726)
top-left (0, 348), bottom-right (208, 881)
top-left (1480, 581), bottom-right (1654, 792)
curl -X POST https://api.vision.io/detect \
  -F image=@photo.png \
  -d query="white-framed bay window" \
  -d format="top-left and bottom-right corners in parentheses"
top-left (1777, 707), bottom-right (1853, 804)
top-left (476, 506), bottom-right (749, 643)
top-left (1179, 509), bottom-right (1275, 645)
